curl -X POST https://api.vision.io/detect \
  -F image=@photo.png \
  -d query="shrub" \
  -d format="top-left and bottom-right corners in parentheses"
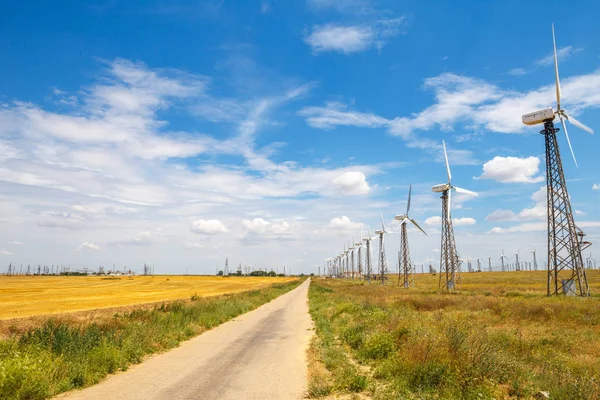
top-left (360, 333), bottom-right (395, 360)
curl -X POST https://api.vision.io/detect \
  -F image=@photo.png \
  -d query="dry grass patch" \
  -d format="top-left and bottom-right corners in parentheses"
top-left (308, 271), bottom-right (600, 399)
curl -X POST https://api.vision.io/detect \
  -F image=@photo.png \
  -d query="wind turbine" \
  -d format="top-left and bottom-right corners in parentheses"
top-left (488, 256), bottom-right (492, 272)
top-left (375, 215), bottom-right (394, 285)
top-left (515, 251), bottom-right (521, 272)
top-left (362, 228), bottom-right (376, 283)
top-left (355, 238), bottom-right (363, 280)
top-left (395, 184), bottom-right (427, 288)
top-left (521, 25), bottom-right (593, 296)
top-left (500, 249), bottom-right (508, 272)
top-left (433, 141), bottom-right (478, 290)
top-left (349, 241), bottom-right (355, 280)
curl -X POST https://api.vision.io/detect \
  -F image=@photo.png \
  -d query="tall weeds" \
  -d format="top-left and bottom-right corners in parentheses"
top-left (308, 278), bottom-right (600, 400)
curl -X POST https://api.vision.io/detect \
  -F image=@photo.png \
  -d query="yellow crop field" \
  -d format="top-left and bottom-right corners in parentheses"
top-left (0, 275), bottom-right (295, 320)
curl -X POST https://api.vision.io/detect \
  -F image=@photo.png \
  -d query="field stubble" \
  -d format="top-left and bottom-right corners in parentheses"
top-left (308, 271), bottom-right (600, 400)
top-left (0, 275), bottom-right (295, 320)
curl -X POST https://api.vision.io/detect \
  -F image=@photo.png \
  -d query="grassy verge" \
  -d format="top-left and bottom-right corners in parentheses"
top-left (307, 278), bottom-right (600, 400)
top-left (0, 279), bottom-right (302, 399)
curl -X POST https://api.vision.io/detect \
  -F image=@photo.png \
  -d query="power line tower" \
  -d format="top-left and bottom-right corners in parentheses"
top-left (224, 257), bottom-right (229, 276)
top-left (7, 263), bottom-right (11, 276)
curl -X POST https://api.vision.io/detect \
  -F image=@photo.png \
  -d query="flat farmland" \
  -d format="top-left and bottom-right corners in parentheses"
top-left (308, 270), bottom-right (600, 399)
top-left (0, 275), bottom-right (295, 320)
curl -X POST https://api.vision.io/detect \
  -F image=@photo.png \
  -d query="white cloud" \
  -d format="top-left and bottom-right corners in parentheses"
top-left (425, 215), bottom-right (474, 226)
top-left (486, 209), bottom-right (518, 221)
top-left (488, 227), bottom-right (503, 233)
top-left (305, 24), bottom-right (374, 54)
top-left (182, 242), bottom-right (204, 250)
top-left (242, 218), bottom-right (293, 235)
top-left (326, 216), bottom-right (364, 231)
top-left (508, 68), bottom-right (528, 76)
top-left (425, 216), bottom-right (441, 226)
top-left (7, 241), bottom-right (23, 245)
top-left (0, 250), bottom-right (13, 255)
top-left (301, 69), bottom-right (600, 139)
top-left (453, 217), bottom-right (476, 226)
top-left (332, 171), bottom-right (370, 195)
top-left (534, 46), bottom-right (583, 67)
top-left (299, 102), bottom-right (388, 129)
top-left (110, 229), bottom-right (164, 246)
top-left (304, 18), bottom-right (404, 54)
top-left (477, 156), bottom-right (544, 183)
top-left (593, 184), bottom-right (600, 190)
top-left (575, 210), bottom-right (586, 216)
top-left (190, 219), bottom-right (228, 235)
top-left (78, 241), bottom-right (100, 251)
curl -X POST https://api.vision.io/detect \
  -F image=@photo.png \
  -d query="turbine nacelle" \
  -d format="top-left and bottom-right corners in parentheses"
top-left (522, 107), bottom-right (555, 126)
top-left (394, 214), bottom-right (407, 221)
top-left (374, 230), bottom-right (384, 235)
top-left (432, 183), bottom-right (451, 193)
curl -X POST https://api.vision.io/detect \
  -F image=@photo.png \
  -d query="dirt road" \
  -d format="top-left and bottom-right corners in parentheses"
top-left (58, 279), bottom-right (313, 400)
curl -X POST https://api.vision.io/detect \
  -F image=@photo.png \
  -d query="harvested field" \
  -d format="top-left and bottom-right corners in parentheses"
top-left (0, 275), bottom-right (295, 320)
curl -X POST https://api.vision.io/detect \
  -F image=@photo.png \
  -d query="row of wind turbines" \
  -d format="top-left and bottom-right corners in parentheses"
top-left (326, 141), bottom-right (476, 289)
top-left (327, 24), bottom-right (596, 295)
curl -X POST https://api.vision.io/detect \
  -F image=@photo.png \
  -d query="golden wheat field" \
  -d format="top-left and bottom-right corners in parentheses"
top-left (0, 275), bottom-right (295, 320)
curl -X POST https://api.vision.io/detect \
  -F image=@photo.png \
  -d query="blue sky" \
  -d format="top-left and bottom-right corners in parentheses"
top-left (0, 0), bottom-right (599, 274)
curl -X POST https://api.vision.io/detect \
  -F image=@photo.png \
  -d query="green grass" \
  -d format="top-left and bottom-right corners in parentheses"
top-left (307, 278), bottom-right (600, 400)
top-left (0, 279), bottom-right (302, 400)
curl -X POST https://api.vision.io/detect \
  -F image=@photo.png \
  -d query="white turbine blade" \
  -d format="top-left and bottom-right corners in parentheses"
top-left (409, 218), bottom-right (427, 236)
top-left (552, 23), bottom-right (562, 110)
top-left (442, 140), bottom-right (452, 184)
top-left (454, 186), bottom-right (479, 197)
top-left (565, 113), bottom-right (594, 135)
top-left (560, 115), bottom-right (579, 168)
top-left (380, 212), bottom-right (386, 231)
top-left (407, 184), bottom-right (412, 214)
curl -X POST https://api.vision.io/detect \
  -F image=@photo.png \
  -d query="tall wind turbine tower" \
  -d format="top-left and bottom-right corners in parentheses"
top-left (532, 250), bottom-right (538, 271)
top-left (362, 230), bottom-right (375, 282)
top-left (374, 217), bottom-right (390, 285)
top-left (488, 256), bottom-right (492, 272)
top-left (350, 242), bottom-right (355, 279)
top-left (395, 184), bottom-right (427, 288)
top-left (355, 239), bottom-right (363, 280)
top-left (521, 25), bottom-right (593, 296)
top-left (515, 252), bottom-right (521, 271)
top-left (433, 141), bottom-right (478, 290)
top-left (500, 250), bottom-right (508, 272)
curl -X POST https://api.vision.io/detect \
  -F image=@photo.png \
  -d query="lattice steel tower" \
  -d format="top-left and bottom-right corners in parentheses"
top-left (433, 141), bottom-right (477, 290)
top-left (395, 185), bottom-right (427, 288)
top-left (363, 235), bottom-right (373, 282)
top-left (542, 120), bottom-right (589, 296)
top-left (521, 25), bottom-right (593, 296)
top-left (439, 190), bottom-right (460, 290)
